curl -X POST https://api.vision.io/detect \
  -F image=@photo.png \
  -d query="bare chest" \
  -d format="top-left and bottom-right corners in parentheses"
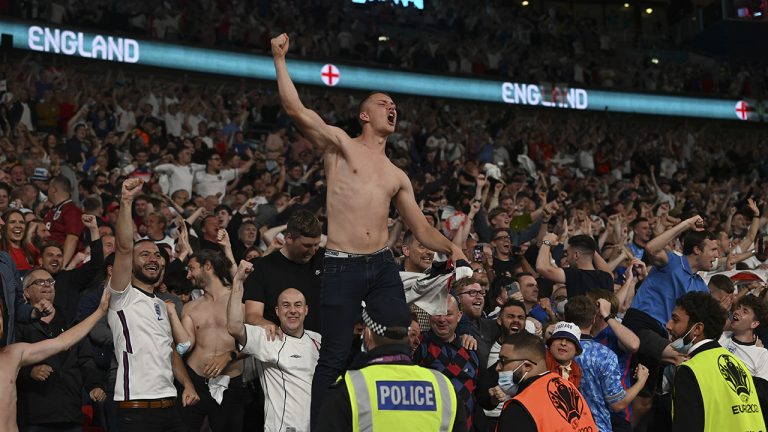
top-left (327, 152), bottom-right (400, 199)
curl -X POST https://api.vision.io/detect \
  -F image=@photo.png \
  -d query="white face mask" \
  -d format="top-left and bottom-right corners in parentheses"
top-left (498, 362), bottom-right (529, 396)
top-left (670, 323), bottom-right (699, 354)
top-left (711, 257), bottom-right (720, 270)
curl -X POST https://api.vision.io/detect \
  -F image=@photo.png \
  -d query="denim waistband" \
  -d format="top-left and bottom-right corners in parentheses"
top-left (325, 247), bottom-right (390, 259)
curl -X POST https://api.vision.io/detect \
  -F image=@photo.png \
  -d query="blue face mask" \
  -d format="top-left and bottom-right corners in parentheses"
top-left (670, 323), bottom-right (699, 354)
top-left (498, 362), bottom-right (528, 396)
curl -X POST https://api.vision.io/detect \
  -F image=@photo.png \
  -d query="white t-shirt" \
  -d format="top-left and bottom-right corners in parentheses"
top-left (164, 111), bottom-right (185, 137)
top-left (154, 162), bottom-right (205, 195)
top-left (194, 168), bottom-right (237, 201)
top-left (240, 325), bottom-right (321, 432)
top-left (108, 282), bottom-right (176, 401)
top-left (719, 332), bottom-right (768, 380)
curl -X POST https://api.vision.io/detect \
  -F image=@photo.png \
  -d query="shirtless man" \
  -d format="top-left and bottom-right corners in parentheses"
top-left (269, 33), bottom-right (468, 424)
top-left (0, 285), bottom-right (110, 432)
top-left (166, 249), bottom-right (245, 432)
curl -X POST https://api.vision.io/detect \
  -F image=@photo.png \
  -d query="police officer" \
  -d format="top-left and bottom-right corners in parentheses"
top-left (316, 303), bottom-right (468, 432)
top-left (669, 292), bottom-right (767, 431)
top-left (496, 332), bottom-right (598, 432)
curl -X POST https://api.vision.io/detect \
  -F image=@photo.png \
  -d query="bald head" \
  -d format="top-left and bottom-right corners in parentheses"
top-left (276, 288), bottom-right (308, 337)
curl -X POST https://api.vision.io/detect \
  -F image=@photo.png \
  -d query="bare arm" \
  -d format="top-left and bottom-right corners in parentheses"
top-left (597, 299), bottom-right (639, 353)
top-left (112, 179), bottom-right (144, 292)
top-left (20, 288), bottom-right (109, 367)
top-left (645, 215), bottom-right (703, 267)
top-left (166, 302), bottom-right (195, 349)
top-left (227, 261), bottom-right (253, 346)
top-left (171, 349), bottom-right (199, 407)
top-left (738, 199), bottom-right (762, 252)
top-left (610, 367), bottom-right (648, 411)
top-left (271, 34), bottom-right (345, 154)
top-left (536, 233), bottom-right (566, 284)
top-left (62, 234), bottom-right (80, 268)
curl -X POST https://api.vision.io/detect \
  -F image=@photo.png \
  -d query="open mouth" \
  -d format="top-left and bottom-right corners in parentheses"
top-left (387, 112), bottom-right (396, 125)
top-left (145, 263), bottom-right (159, 272)
top-left (420, 254), bottom-right (433, 264)
top-left (49, 261), bottom-right (60, 269)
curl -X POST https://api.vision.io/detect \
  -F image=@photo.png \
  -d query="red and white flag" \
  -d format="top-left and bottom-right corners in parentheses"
top-left (320, 64), bottom-right (340, 87)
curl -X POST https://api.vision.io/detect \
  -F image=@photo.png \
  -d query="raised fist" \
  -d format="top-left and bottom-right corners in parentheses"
top-left (234, 260), bottom-right (253, 283)
top-left (271, 34), bottom-right (289, 58)
top-left (121, 178), bottom-right (144, 200)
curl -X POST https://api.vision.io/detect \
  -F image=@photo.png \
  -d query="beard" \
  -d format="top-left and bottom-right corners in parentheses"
top-left (190, 273), bottom-right (208, 290)
top-left (133, 262), bottom-right (163, 285)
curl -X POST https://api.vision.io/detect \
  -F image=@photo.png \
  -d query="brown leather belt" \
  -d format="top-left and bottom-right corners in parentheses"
top-left (118, 398), bottom-right (176, 409)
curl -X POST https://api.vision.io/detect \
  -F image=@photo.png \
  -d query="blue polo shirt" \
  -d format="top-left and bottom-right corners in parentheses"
top-left (629, 251), bottom-right (708, 328)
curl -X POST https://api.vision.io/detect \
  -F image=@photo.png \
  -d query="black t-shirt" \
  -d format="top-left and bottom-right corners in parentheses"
top-left (493, 256), bottom-right (521, 278)
top-left (563, 267), bottom-right (614, 297)
top-left (242, 249), bottom-right (323, 332)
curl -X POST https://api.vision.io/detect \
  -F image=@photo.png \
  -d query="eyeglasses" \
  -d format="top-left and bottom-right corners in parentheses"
top-left (493, 235), bottom-right (510, 241)
top-left (29, 278), bottom-right (56, 288)
top-left (458, 289), bottom-right (484, 298)
top-left (497, 357), bottom-right (537, 367)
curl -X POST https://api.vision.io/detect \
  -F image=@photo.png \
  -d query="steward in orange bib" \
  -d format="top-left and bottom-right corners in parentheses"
top-left (496, 332), bottom-right (598, 432)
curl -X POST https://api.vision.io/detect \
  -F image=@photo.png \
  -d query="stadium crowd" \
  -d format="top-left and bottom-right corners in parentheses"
top-left (1, 22), bottom-right (768, 432)
top-left (6, 0), bottom-right (768, 98)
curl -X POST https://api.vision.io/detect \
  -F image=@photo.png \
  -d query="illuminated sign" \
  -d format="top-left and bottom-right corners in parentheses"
top-left (501, 82), bottom-right (588, 109)
top-left (27, 25), bottom-right (139, 63)
top-left (0, 19), bottom-right (759, 122)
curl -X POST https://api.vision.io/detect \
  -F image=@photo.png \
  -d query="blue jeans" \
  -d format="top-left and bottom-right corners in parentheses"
top-left (310, 248), bottom-right (407, 428)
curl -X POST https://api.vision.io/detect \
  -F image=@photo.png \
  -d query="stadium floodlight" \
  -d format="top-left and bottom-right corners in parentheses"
top-left (645, 7), bottom-right (653, 14)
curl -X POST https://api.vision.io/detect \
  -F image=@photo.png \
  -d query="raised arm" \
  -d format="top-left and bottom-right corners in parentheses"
top-left (644, 215), bottom-right (703, 267)
top-left (738, 198), bottom-right (762, 252)
top-left (536, 233), bottom-right (566, 284)
top-left (272, 34), bottom-right (345, 154)
top-left (112, 179), bottom-right (143, 292)
top-left (227, 260), bottom-right (253, 346)
top-left (20, 288), bottom-right (110, 367)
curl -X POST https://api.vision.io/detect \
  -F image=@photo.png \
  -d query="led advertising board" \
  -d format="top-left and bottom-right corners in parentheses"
top-left (0, 19), bottom-right (760, 122)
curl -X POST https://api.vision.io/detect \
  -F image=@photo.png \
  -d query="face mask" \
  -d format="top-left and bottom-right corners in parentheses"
top-left (498, 362), bottom-right (529, 396)
top-left (670, 323), bottom-right (699, 354)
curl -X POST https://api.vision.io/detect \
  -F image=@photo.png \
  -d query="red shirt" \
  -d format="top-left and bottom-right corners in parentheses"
top-left (44, 200), bottom-right (84, 246)
top-left (9, 246), bottom-right (32, 271)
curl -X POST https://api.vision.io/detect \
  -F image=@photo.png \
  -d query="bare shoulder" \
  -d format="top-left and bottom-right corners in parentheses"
top-left (0, 345), bottom-right (24, 371)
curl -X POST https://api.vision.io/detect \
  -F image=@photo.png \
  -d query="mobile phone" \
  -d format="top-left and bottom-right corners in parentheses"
top-left (473, 245), bottom-right (484, 262)
top-left (507, 282), bottom-right (520, 296)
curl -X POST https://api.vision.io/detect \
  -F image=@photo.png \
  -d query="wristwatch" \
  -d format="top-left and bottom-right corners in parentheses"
top-left (603, 313), bottom-right (616, 323)
top-left (542, 240), bottom-right (553, 247)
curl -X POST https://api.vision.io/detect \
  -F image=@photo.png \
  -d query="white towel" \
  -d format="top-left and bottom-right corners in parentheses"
top-left (208, 375), bottom-right (230, 405)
